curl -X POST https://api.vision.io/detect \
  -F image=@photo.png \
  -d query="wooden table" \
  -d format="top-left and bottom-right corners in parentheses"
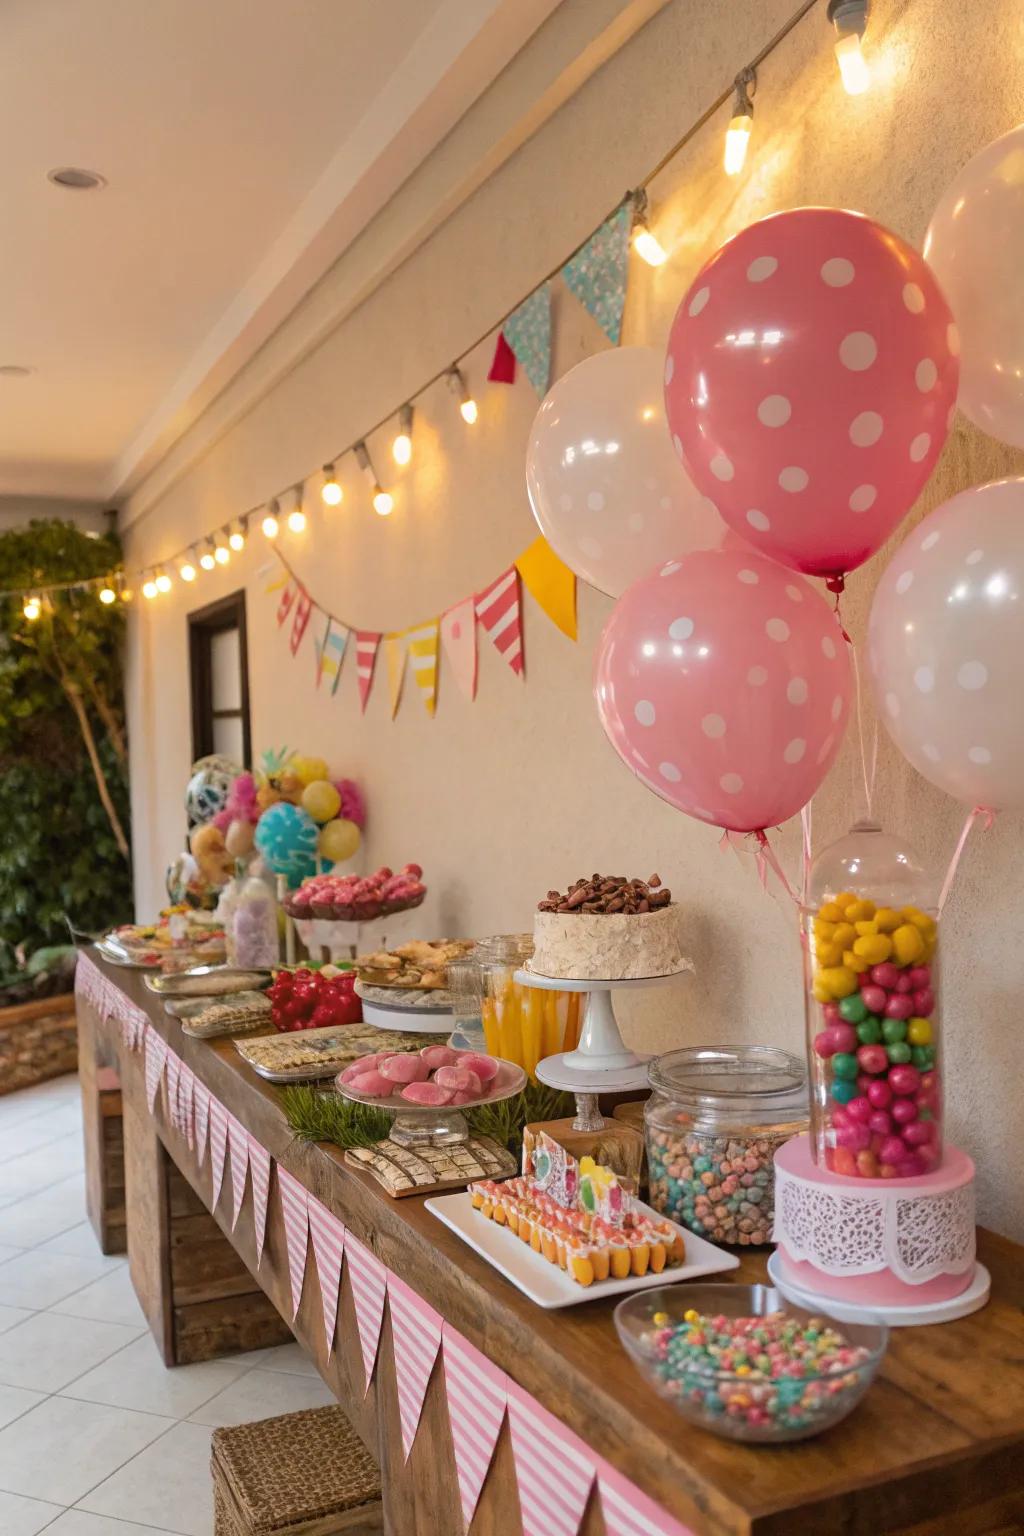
top-left (77, 959), bottom-right (1024, 1536)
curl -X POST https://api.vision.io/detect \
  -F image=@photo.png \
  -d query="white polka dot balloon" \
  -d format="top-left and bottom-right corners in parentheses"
top-left (594, 546), bottom-right (852, 832)
top-left (526, 347), bottom-right (722, 598)
top-left (868, 477), bottom-right (1024, 810)
top-left (663, 209), bottom-right (959, 580)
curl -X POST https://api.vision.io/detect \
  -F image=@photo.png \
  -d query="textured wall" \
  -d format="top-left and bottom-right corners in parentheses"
top-left (123, 0), bottom-right (1024, 1237)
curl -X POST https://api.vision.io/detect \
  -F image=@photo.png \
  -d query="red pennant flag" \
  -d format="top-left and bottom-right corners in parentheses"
top-left (387, 1275), bottom-right (443, 1461)
top-left (209, 1097), bottom-right (229, 1211)
top-left (507, 1381), bottom-right (596, 1536)
top-left (193, 1079), bottom-right (210, 1167)
top-left (277, 1166), bottom-right (309, 1319)
top-left (227, 1114), bottom-right (249, 1229)
top-left (307, 1194), bottom-right (345, 1357)
top-left (345, 1234), bottom-right (387, 1393)
top-left (442, 1325), bottom-right (508, 1529)
top-left (488, 330), bottom-right (517, 384)
top-left (247, 1135), bottom-right (271, 1265)
top-left (144, 1027), bottom-right (167, 1113)
top-left (475, 567), bottom-right (524, 676)
top-left (277, 582), bottom-right (297, 626)
top-left (290, 590), bottom-right (313, 655)
top-left (355, 631), bottom-right (380, 713)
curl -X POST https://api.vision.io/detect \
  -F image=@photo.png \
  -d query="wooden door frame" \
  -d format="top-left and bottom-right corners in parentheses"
top-left (187, 590), bottom-right (251, 766)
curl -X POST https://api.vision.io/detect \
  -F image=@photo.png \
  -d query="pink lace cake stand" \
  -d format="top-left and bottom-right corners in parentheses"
top-left (767, 1135), bottom-right (990, 1326)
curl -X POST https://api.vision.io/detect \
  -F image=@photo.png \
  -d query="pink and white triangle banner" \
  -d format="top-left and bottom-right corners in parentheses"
top-left (307, 1194), bottom-right (345, 1356)
top-left (344, 1233), bottom-right (387, 1394)
top-left (193, 1079), bottom-right (210, 1167)
top-left (277, 1166), bottom-right (309, 1319)
top-left (247, 1134), bottom-right (271, 1265)
top-left (209, 1097), bottom-right (229, 1210)
top-left (596, 1457), bottom-right (698, 1536)
top-left (179, 1065), bottom-right (196, 1151)
top-left (165, 1051), bottom-right (181, 1134)
top-left (387, 1274), bottom-right (443, 1461)
top-left (226, 1113), bottom-right (250, 1230)
top-left (144, 1026), bottom-right (167, 1113)
top-left (506, 1381), bottom-right (596, 1536)
top-left (442, 1325), bottom-right (508, 1530)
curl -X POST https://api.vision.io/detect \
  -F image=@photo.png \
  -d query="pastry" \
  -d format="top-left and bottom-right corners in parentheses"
top-left (532, 874), bottom-right (682, 980)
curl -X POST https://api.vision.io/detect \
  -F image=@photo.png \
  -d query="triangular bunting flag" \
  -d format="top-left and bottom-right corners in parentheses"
top-left (180, 1065), bottom-right (195, 1151)
top-left (344, 1234), bottom-right (387, 1393)
top-left (507, 1382), bottom-right (596, 1536)
top-left (209, 1097), bottom-right (229, 1211)
top-left (227, 1113), bottom-right (250, 1229)
top-left (247, 1135), bottom-right (271, 1265)
top-left (440, 597), bottom-right (477, 701)
top-left (265, 569), bottom-right (290, 594)
top-left (277, 1166), bottom-right (309, 1319)
top-left (277, 582), bottom-right (297, 626)
top-left (442, 1326), bottom-right (508, 1529)
top-left (516, 536), bottom-right (577, 641)
top-left (503, 285), bottom-right (551, 396)
top-left (290, 590), bottom-right (313, 655)
top-left (475, 567), bottom-right (524, 676)
top-left (596, 1458), bottom-right (697, 1536)
top-left (488, 330), bottom-right (517, 383)
top-left (193, 1079), bottom-right (210, 1167)
top-left (561, 203), bottom-right (632, 346)
top-left (144, 1027), bottom-right (167, 1114)
top-left (383, 632), bottom-right (407, 718)
top-left (406, 620), bottom-right (439, 716)
top-left (315, 618), bottom-right (349, 695)
top-left (387, 1275), bottom-right (443, 1461)
top-left (165, 1051), bottom-right (181, 1134)
top-left (307, 1194), bottom-right (345, 1356)
top-left (355, 631), bottom-right (380, 713)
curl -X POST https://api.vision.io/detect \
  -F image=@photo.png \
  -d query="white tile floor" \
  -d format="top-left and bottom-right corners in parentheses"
top-left (0, 1075), bottom-right (335, 1535)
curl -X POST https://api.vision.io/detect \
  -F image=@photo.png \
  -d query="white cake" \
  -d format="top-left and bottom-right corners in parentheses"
top-left (531, 903), bottom-right (683, 981)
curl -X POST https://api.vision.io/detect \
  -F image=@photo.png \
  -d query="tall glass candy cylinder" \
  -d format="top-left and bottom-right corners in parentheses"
top-left (803, 820), bottom-right (941, 1180)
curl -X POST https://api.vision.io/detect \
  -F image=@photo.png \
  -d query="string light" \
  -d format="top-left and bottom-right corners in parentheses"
top-left (98, 581), bottom-right (117, 604)
top-left (287, 488), bottom-right (306, 533)
top-left (228, 517), bottom-right (247, 552)
top-left (392, 405), bottom-right (414, 466)
top-left (447, 367), bottom-right (478, 425)
top-left (631, 188), bottom-right (668, 267)
top-left (22, 595), bottom-right (41, 621)
top-left (355, 441), bottom-right (393, 516)
top-left (320, 464), bottom-right (343, 506)
top-left (155, 568), bottom-right (172, 593)
top-left (828, 0), bottom-right (871, 94)
top-left (262, 500), bottom-right (280, 539)
top-left (142, 577), bottom-right (158, 600)
top-left (118, 574), bottom-right (133, 604)
top-left (214, 537), bottom-right (230, 565)
top-left (724, 67), bottom-right (756, 175)
top-left (199, 540), bottom-right (217, 571)
top-left (179, 552), bottom-right (197, 582)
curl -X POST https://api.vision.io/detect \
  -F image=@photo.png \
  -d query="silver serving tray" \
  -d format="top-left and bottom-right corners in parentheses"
top-left (144, 965), bottom-right (271, 997)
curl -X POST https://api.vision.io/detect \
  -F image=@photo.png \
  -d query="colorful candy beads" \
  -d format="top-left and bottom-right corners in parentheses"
top-left (646, 1131), bottom-right (782, 1245)
top-left (808, 892), bottom-right (941, 1178)
top-left (636, 1307), bottom-right (873, 1441)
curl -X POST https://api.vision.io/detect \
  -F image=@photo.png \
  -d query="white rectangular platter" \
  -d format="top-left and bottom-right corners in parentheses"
top-left (425, 1192), bottom-right (738, 1309)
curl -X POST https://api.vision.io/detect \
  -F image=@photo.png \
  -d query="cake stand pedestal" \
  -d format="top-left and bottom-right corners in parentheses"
top-left (514, 966), bottom-right (691, 1132)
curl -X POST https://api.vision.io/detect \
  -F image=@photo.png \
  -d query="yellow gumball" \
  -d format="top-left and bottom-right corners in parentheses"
top-left (814, 941), bottom-right (844, 968)
top-left (818, 902), bottom-right (844, 923)
top-left (819, 965), bottom-right (857, 998)
top-left (291, 755), bottom-right (330, 788)
top-left (853, 933), bottom-right (893, 966)
top-left (892, 923), bottom-right (925, 967)
top-left (843, 949), bottom-right (871, 974)
top-left (907, 1017), bottom-right (932, 1046)
top-left (319, 818), bottom-right (361, 863)
top-left (301, 780), bottom-right (342, 824)
top-left (845, 899), bottom-right (876, 923)
top-left (832, 922), bottom-right (856, 949)
top-left (874, 907), bottom-right (901, 933)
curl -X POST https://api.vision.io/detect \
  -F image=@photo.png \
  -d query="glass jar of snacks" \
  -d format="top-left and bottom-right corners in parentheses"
top-left (645, 1047), bottom-right (808, 1245)
top-left (479, 935), bottom-right (582, 1080)
top-left (804, 820), bottom-right (940, 1180)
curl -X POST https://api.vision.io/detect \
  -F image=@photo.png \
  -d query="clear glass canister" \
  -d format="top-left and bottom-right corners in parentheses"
top-left (644, 1047), bottom-right (808, 1245)
top-left (804, 820), bottom-right (941, 1180)
top-left (233, 874), bottom-right (280, 970)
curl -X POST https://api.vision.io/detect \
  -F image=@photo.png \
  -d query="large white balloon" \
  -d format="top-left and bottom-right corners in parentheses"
top-left (868, 478), bottom-right (1024, 809)
top-left (925, 125), bottom-right (1024, 447)
top-left (525, 347), bottom-right (721, 597)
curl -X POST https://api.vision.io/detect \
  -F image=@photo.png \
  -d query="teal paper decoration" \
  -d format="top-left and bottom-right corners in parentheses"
top-left (503, 284), bottom-right (551, 396)
top-left (561, 203), bottom-right (631, 346)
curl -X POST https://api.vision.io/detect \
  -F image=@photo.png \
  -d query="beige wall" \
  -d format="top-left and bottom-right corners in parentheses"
top-left (122, 0), bottom-right (1024, 1239)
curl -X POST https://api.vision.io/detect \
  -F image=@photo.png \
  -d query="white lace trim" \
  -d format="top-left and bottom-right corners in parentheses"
top-left (773, 1160), bottom-right (975, 1285)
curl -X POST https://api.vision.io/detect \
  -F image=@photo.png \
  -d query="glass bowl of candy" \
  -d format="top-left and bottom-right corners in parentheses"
top-left (614, 1284), bottom-right (887, 1443)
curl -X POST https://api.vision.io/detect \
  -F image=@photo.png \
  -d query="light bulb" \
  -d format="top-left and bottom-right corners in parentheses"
top-left (834, 32), bottom-right (871, 93)
top-left (633, 221), bottom-right (668, 267)
top-left (23, 596), bottom-right (41, 621)
top-left (460, 397), bottom-right (478, 425)
top-left (392, 404), bottom-right (414, 465)
top-left (287, 508), bottom-right (306, 533)
top-left (99, 583), bottom-right (117, 604)
top-left (179, 560), bottom-right (196, 582)
top-left (321, 465), bottom-right (342, 506)
top-left (262, 504), bottom-right (280, 539)
top-left (199, 542), bottom-right (216, 571)
top-left (724, 113), bottom-right (753, 175)
top-left (120, 586), bottom-right (133, 603)
top-left (155, 570), bottom-right (172, 593)
top-left (214, 542), bottom-right (230, 565)
top-left (142, 579), bottom-right (158, 600)
top-left (228, 524), bottom-right (245, 551)
top-left (447, 366), bottom-right (477, 425)
top-left (373, 488), bottom-right (394, 517)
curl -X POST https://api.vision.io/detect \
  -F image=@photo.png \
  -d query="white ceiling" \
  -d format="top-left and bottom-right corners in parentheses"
top-left (0, 0), bottom-right (564, 502)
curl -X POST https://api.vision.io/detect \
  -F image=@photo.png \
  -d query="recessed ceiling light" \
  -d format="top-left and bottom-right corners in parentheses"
top-left (0, 364), bottom-right (34, 377)
top-left (47, 167), bottom-right (107, 191)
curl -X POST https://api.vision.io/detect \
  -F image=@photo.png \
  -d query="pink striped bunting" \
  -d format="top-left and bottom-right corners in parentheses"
top-left (179, 1065), bottom-right (196, 1151)
top-left (442, 1325), bottom-right (508, 1529)
top-left (307, 1194), bottom-right (345, 1356)
top-left (507, 1381), bottom-right (596, 1536)
top-left (227, 1113), bottom-right (250, 1230)
top-left (475, 566), bottom-right (523, 676)
top-left (344, 1234), bottom-right (387, 1393)
top-left (193, 1079), bottom-right (210, 1167)
top-left (247, 1135), bottom-right (271, 1265)
top-left (209, 1097), bottom-right (229, 1210)
top-left (277, 1166), bottom-right (309, 1319)
top-left (597, 1458), bottom-right (698, 1536)
top-left (144, 1026), bottom-right (167, 1113)
top-left (387, 1275), bottom-right (443, 1461)
top-left (165, 1051), bottom-right (181, 1134)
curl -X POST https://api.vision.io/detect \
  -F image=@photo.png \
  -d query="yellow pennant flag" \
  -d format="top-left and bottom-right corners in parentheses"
top-left (406, 620), bottom-right (440, 716)
top-left (383, 632), bottom-right (407, 718)
top-left (264, 569), bottom-right (290, 594)
top-left (515, 536), bottom-right (577, 641)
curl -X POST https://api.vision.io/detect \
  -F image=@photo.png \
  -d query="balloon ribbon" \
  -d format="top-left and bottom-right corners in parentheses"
top-left (937, 806), bottom-right (996, 915)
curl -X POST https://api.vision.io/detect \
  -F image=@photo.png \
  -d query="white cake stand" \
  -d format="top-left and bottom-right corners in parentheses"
top-left (514, 964), bottom-right (693, 1131)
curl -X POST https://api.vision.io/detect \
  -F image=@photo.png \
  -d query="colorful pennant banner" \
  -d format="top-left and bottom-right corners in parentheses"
top-left (476, 566), bottom-right (524, 676)
top-left (209, 1097), bottom-right (229, 1211)
top-left (406, 620), bottom-right (439, 715)
top-left (442, 1325), bottom-right (508, 1530)
top-left (506, 1383), bottom-right (596, 1536)
top-left (193, 1078), bottom-right (211, 1167)
top-left (561, 203), bottom-right (632, 347)
top-left (383, 632), bottom-right (407, 718)
top-left (345, 1234), bottom-right (388, 1394)
top-left (504, 284), bottom-right (552, 396)
top-left (277, 1166), bottom-right (309, 1319)
top-left (144, 1026), bottom-right (167, 1113)
top-left (248, 1134), bottom-right (272, 1265)
top-left (227, 1112), bottom-right (250, 1230)
top-left (307, 1194), bottom-right (346, 1357)
top-left (355, 631), bottom-right (380, 713)
top-left (440, 596), bottom-right (477, 701)
top-left (388, 1275), bottom-right (443, 1461)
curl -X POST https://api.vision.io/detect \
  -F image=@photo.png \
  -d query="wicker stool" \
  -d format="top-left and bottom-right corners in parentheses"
top-left (211, 1404), bottom-right (383, 1535)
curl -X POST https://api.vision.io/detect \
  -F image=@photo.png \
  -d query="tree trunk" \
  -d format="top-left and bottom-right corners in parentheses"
top-left (51, 654), bottom-right (130, 862)
top-left (82, 673), bottom-right (128, 765)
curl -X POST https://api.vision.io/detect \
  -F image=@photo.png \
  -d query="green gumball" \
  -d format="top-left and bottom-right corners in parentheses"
top-left (911, 1044), bottom-right (935, 1070)
top-left (886, 1041), bottom-right (912, 1065)
top-left (831, 1079), bottom-right (857, 1105)
top-left (856, 1016), bottom-right (882, 1045)
top-left (882, 1017), bottom-right (907, 1044)
top-left (838, 993), bottom-right (869, 1024)
top-left (832, 1053), bottom-right (859, 1080)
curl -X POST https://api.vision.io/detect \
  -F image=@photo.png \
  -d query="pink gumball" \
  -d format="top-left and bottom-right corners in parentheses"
top-left (857, 1044), bottom-right (888, 1076)
top-left (831, 1022), bottom-right (857, 1054)
top-left (895, 974), bottom-right (915, 994)
top-left (902, 1120), bottom-right (933, 1147)
top-left (866, 1079), bottom-right (892, 1109)
top-left (856, 1074), bottom-right (873, 1095)
top-left (891, 1098), bottom-right (918, 1125)
top-left (913, 988), bottom-right (935, 1016)
top-left (885, 993), bottom-right (914, 1021)
top-left (835, 1123), bottom-right (870, 1152)
top-left (663, 208), bottom-right (957, 579)
top-left (813, 1030), bottom-right (837, 1059)
top-left (845, 1096), bottom-right (872, 1124)
top-left (868, 1110), bottom-right (892, 1136)
top-left (593, 547), bottom-right (851, 832)
top-left (860, 984), bottom-right (887, 1014)
top-left (871, 963), bottom-right (900, 989)
top-left (889, 1065), bottom-right (921, 1096)
top-left (821, 1003), bottom-right (841, 1023)
top-left (879, 1136), bottom-right (906, 1166)
top-left (831, 1105), bottom-right (850, 1129)
top-left (908, 967), bottom-right (931, 989)
top-left (896, 1155), bottom-right (927, 1178)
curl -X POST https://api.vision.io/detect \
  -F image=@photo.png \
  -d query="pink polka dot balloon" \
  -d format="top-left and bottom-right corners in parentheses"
top-left (594, 545), bottom-right (852, 832)
top-left (663, 208), bottom-right (959, 581)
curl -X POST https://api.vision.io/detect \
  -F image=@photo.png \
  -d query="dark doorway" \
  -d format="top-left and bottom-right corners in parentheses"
top-left (188, 590), bottom-right (251, 766)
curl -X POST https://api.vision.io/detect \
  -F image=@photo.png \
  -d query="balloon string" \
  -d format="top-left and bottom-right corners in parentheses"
top-left (752, 829), bottom-right (800, 907)
top-left (848, 638), bottom-right (874, 821)
top-left (937, 806), bottom-right (996, 915)
top-left (800, 800), bottom-right (813, 907)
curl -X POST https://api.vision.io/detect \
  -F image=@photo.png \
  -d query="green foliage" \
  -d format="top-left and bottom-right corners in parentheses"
top-left (0, 520), bottom-right (131, 964)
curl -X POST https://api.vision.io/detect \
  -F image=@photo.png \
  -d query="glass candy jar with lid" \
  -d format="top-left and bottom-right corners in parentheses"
top-left (644, 1046), bottom-right (807, 1245)
top-left (804, 820), bottom-right (941, 1180)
